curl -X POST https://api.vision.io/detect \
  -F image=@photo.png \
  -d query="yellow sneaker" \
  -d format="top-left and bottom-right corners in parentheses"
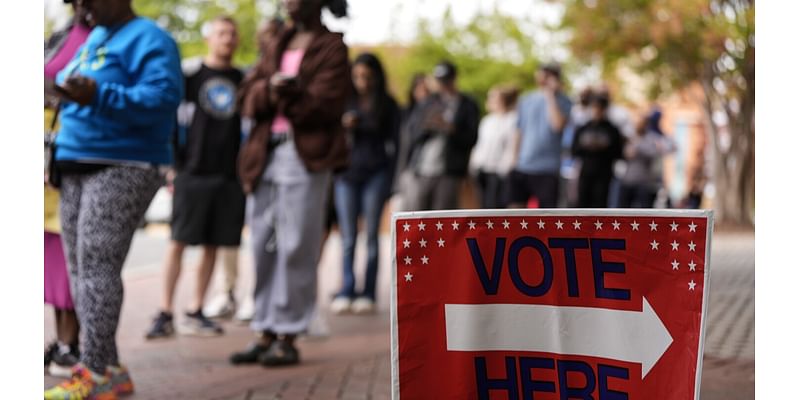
top-left (44, 363), bottom-right (116, 400)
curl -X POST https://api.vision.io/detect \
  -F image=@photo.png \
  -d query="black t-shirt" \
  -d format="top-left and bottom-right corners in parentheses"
top-left (571, 119), bottom-right (625, 176)
top-left (175, 63), bottom-right (243, 177)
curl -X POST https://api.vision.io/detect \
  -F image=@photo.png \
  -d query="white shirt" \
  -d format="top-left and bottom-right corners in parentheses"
top-left (469, 111), bottom-right (518, 175)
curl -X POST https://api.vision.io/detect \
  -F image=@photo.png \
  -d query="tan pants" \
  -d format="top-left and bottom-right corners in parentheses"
top-left (220, 247), bottom-right (239, 293)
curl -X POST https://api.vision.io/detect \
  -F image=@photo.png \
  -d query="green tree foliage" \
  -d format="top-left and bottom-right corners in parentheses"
top-left (379, 7), bottom-right (542, 110)
top-left (562, 0), bottom-right (754, 226)
top-left (133, 0), bottom-right (281, 67)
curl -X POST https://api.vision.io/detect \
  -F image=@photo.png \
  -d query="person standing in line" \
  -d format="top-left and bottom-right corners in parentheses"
top-left (144, 16), bottom-right (245, 339)
top-left (571, 93), bottom-right (625, 208)
top-left (43, 0), bottom-right (92, 378)
top-left (230, 0), bottom-right (350, 367)
top-left (403, 61), bottom-right (479, 211)
top-left (204, 16), bottom-right (287, 324)
top-left (330, 53), bottom-right (400, 315)
top-left (393, 73), bottom-right (430, 211)
top-left (469, 85), bottom-right (519, 209)
top-left (618, 110), bottom-right (676, 208)
top-left (508, 63), bottom-right (572, 208)
top-left (44, 0), bottom-right (183, 397)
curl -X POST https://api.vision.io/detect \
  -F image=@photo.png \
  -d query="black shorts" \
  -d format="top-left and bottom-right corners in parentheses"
top-left (507, 170), bottom-right (560, 208)
top-left (171, 173), bottom-right (246, 246)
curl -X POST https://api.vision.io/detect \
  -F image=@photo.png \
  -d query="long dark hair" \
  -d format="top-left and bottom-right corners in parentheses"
top-left (353, 52), bottom-right (391, 120)
top-left (322, 0), bottom-right (348, 18)
top-left (407, 73), bottom-right (427, 111)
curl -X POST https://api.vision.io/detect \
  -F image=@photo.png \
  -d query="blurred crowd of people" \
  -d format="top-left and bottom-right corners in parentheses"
top-left (43, 0), bottom-right (695, 398)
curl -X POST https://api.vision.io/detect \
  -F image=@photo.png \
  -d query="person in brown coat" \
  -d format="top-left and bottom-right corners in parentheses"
top-left (229, 0), bottom-right (350, 367)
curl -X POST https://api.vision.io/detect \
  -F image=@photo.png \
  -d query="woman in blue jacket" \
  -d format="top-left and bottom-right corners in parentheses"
top-left (45, 0), bottom-right (183, 398)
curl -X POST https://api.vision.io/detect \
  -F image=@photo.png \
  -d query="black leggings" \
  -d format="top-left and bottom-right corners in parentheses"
top-left (577, 173), bottom-right (612, 208)
top-left (60, 166), bottom-right (161, 373)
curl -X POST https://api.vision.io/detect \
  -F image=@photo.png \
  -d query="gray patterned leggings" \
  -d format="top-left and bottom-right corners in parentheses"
top-left (59, 166), bottom-right (161, 373)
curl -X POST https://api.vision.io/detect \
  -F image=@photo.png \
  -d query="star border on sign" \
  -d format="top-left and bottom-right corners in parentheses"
top-left (404, 256), bottom-right (412, 265)
top-left (671, 260), bottom-right (680, 270)
top-left (688, 222), bottom-right (698, 232)
top-left (670, 221), bottom-right (679, 232)
top-left (437, 238), bottom-right (445, 247)
top-left (536, 220), bottom-right (544, 229)
top-left (594, 220), bottom-right (603, 230)
top-left (403, 222), bottom-right (410, 232)
top-left (421, 255), bottom-right (429, 265)
top-left (418, 238), bottom-right (427, 248)
top-left (670, 240), bottom-right (679, 251)
top-left (572, 220), bottom-right (582, 230)
top-left (435, 221), bottom-right (444, 231)
top-left (631, 221), bottom-right (640, 231)
top-left (688, 241), bottom-right (697, 251)
top-left (650, 240), bottom-right (660, 250)
top-left (612, 220), bottom-right (621, 230)
top-left (555, 220), bottom-right (564, 230)
top-left (688, 280), bottom-right (697, 291)
top-left (502, 220), bottom-right (511, 229)
top-left (485, 220), bottom-right (494, 229)
top-left (521, 220), bottom-right (530, 229)
top-left (418, 221), bottom-right (426, 231)
top-left (404, 272), bottom-right (413, 282)
top-left (451, 221), bottom-right (460, 230)
top-left (468, 220), bottom-right (477, 230)
top-left (688, 260), bottom-right (697, 271)
top-left (649, 221), bottom-right (658, 231)
top-left (403, 239), bottom-right (410, 248)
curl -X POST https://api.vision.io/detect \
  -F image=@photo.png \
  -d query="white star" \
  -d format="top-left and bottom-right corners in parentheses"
top-left (555, 220), bottom-right (564, 230)
top-left (437, 238), bottom-right (445, 247)
top-left (670, 240), bottom-right (679, 251)
top-left (421, 255), bottom-right (429, 265)
top-left (403, 222), bottom-right (410, 232)
top-left (486, 220), bottom-right (494, 229)
top-left (502, 220), bottom-right (511, 229)
top-left (418, 222), bottom-right (426, 231)
top-left (404, 256), bottom-right (412, 265)
top-left (594, 220), bottom-right (603, 230)
top-left (468, 221), bottom-right (477, 230)
top-left (631, 221), bottom-right (640, 231)
top-left (418, 238), bottom-right (427, 248)
top-left (649, 221), bottom-right (658, 231)
top-left (435, 221), bottom-right (444, 231)
top-left (521, 220), bottom-right (530, 229)
top-left (404, 272), bottom-right (413, 282)
top-left (403, 239), bottom-right (410, 248)
top-left (688, 222), bottom-right (698, 232)
top-left (688, 280), bottom-right (697, 291)
top-left (451, 221), bottom-right (460, 230)
top-left (688, 260), bottom-right (697, 271)
top-left (612, 220), bottom-right (621, 230)
top-left (688, 241), bottom-right (697, 251)
top-left (671, 260), bottom-right (680, 270)
top-left (650, 240), bottom-right (660, 250)
top-left (670, 221), bottom-right (679, 232)
top-left (536, 220), bottom-right (544, 229)
top-left (573, 220), bottom-right (582, 230)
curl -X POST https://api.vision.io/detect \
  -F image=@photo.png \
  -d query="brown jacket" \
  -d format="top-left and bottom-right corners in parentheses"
top-left (238, 26), bottom-right (351, 193)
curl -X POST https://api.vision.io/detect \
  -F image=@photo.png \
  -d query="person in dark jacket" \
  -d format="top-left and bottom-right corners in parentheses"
top-left (329, 53), bottom-right (400, 315)
top-left (571, 93), bottom-right (625, 208)
top-left (231, 0), bottom-right (350, 367)
top-left (403, 61), bottom-right (479, 210)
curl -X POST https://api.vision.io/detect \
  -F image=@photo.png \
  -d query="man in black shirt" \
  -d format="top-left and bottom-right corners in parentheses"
top-left (571, 93), bottom-right (625, 208)
top-left (146, 16), bottom-right (245, 339)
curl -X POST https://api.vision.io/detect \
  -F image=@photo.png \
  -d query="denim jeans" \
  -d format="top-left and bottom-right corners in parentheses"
top-left (333, 169), bottom-right (390, 301)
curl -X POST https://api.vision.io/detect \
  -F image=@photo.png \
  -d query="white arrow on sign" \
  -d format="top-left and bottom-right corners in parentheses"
top-left (444, 298), bottom-right (673, 378)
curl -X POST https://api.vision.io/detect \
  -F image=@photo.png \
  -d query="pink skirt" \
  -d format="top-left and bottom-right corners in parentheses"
top-left (44, 232), bottom-right (74, 310)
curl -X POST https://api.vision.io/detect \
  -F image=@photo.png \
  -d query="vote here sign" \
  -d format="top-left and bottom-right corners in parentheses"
top-left (391, 209), bottom-right (713, 400)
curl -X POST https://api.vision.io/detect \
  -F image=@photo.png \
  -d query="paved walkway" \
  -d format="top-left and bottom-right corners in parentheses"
top-left (45, 229), bottom-right (754, 400)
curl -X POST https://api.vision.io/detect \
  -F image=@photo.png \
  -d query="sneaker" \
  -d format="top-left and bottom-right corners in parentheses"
top-left (144, 311), bottom-right (174, 340)
top-left (204, 292), bottom-right (237, 320)
top-left (45, 341), bottom-right (59, 367)
top-left (259, 338), bottom-right (300, 367)
top-left (179, 310), bottom-right (224, 337)
top-left (235, 295), bottom-right (255, 323)
top-left (351, 297), bottom-right (376, 315)
top-left (48, 343), bottom-right (80, 378)
top-left (330, 296), bottom-right (352, 315)
top-left (106, 365), bottom-right (134, 396)
top-left (44, 363), bottom-right (116, 400)
top-left (230, 342), bottom-right (270, 365)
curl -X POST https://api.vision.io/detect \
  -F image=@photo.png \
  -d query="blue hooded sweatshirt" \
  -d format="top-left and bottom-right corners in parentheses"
top-left (55, 17), bottom-right (183, 165)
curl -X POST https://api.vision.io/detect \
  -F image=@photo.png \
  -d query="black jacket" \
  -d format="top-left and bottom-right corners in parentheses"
top-left (406, 92), bottom-right (480, 177)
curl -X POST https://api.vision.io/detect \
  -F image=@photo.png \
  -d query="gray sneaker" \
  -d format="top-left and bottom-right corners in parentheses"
top-left (179, 310), bottom-right (224, 337)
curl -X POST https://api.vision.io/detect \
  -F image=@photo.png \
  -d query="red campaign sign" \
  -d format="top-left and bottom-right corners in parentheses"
top-left (390, 210), bottom-right (713, 400)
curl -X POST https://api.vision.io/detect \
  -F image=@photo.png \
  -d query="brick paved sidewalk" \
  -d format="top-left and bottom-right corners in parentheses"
top-left (45, 230), bottom-right (754, 400)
